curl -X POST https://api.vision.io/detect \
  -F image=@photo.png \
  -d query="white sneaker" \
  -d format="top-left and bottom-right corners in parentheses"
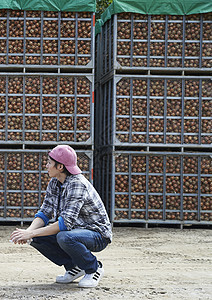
top-left (78, 262), bottom-right (104, 288)
top-left (56, 266), bottom-right (85, 283)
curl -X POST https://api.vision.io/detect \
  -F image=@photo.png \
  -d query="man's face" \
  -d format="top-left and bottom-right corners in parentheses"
top-left (46, 157), bottom-right (61, 178)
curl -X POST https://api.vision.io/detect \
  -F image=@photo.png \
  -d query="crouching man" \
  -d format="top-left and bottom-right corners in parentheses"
top-left (10, 145), bottom-right (112, 288)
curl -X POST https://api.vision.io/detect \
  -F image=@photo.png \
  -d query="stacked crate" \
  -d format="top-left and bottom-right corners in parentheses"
top-left (95, 7), bottom-right (212, 226)
top-left (101, 13), bottom-right (212, 73)
top-left (0, 149), bottom-right (93, 220)
top-left (0, 4), bottom-right (95, 222)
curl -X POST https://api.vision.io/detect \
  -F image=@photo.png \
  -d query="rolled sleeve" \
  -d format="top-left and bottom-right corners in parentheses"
top-left (34, 211), bottom-right (49, 226)
top-left (58, 216), bottom-right (68, 231)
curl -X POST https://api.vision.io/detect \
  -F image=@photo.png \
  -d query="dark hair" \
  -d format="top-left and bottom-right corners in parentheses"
top-left (49, 155), bottom-right (71, 176)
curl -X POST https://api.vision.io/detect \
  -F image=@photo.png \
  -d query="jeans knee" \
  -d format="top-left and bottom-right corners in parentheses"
top-left (32, 237), bottom-right (38, 243)
top-left (31, 236), bottom-right (45, 244)
top-left (57, 231), bottom-right (76, 247)
top-left (56, 231), bottom-right (66, 246)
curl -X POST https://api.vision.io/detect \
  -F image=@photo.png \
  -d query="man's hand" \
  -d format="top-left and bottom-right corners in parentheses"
top-left (10, 221), bottom-right (60, 245)
top-left (10, 228), bottom-right (33, 244)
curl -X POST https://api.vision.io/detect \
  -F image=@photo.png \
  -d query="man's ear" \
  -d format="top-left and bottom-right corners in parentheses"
top-left (57, 163), bottom-right (65, 172)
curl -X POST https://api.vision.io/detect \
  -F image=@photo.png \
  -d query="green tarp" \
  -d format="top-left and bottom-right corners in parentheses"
top-left (96, 0), bottom-right (212, 34)
top-left (95, 19), bottom-right (102, 35)
top-left (0, 0), bottom-right (96, 12)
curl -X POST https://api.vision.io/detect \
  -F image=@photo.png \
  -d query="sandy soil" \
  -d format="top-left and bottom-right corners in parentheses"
top-left (0, 225), bottom-right (211, 300)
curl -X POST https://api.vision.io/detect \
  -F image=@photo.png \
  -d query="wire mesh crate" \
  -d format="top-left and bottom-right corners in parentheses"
top-left (0, 149), bottom-right (93, 221)
top-left (0, 73), bottom-right (94, 145)
top-left (100, 12), bottom-right (212, 75)
top-left (0, 10), bottom-right (95, 69)
top-left (97, 150), bottom-right (212, 225)
top-left (97, 74), bottom-right (212, 148)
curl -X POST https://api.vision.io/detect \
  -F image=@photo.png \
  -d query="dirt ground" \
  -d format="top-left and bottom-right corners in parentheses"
top-left (0, 225), bottom-right (211, 300)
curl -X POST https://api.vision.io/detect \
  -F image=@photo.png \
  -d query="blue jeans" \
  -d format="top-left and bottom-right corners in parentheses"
top-left (30, 229), bottom-right (109, 274)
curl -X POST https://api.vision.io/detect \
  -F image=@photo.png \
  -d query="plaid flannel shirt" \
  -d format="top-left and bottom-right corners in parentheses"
top-left (39, 174), bottom-right (112, 241)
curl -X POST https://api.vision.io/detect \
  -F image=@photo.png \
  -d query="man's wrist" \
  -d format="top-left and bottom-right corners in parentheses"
top-left (30, 230), bottom-right (35, 239)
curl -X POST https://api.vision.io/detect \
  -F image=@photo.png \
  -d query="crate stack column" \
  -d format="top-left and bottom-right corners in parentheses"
top-left (0, 1), bottom-right (96, 222)
top-left (95, 0), bottom-right (212, 227)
